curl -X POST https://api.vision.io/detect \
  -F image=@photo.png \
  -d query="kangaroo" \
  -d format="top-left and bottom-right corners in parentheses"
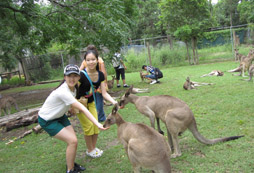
top-left (107, 75), bottom-right (115, 89)
top-left (0, 96), bottom-right (20, 116)
top-left (234, 48), bottom-right (246, 62)
top-left (242, 64), bottom-right (254, 82)
top-left (103, 104), bottom-right (171, 173)
top-left (183, 77), bottom-right (214, 90)
top-left (131, 87), bottom-right (149, 94)
top-left (119, 86), bottom-right (244, 158)
top-left (200, 70), bottom-right (224, 77)
top-left (228, 49), bottom-right (254, 77)
top-left (139, 71), bottom-right (146, 82)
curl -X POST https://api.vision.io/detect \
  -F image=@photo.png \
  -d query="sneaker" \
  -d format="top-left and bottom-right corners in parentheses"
top-left (66, 169), bottom-right (79, 173)
top-left (123, 84), bottom-right (129, 88)
top-left (117, 84), bottom-right (121, 88)
top-left (86, 149), bottom-right (102, 158)
top-left (150, 80), bottom-right (157, 85)
top-left (74, 162), bottom-right (86, 171)
top-left (95, 148), bottom-right (103, 155)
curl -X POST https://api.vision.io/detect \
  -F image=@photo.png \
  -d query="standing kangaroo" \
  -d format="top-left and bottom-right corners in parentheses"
top-left (103, 104), bottom-right (171, 173)
top-left (119, 86), bottom-right (244, 158)
top-left (0, 96), bottom-right (20, 116)
top-left (107, 75), bottom-right (115, 89)
top-left (228, 49), bottom-right (254, 77)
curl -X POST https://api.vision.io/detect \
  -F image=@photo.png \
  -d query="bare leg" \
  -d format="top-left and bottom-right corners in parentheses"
top-left (84, 134), bottom-right (98, 152)
top-left (122, 79), bottom-right (126, 85)
top-left (54, 125), bottom-right (78, 171)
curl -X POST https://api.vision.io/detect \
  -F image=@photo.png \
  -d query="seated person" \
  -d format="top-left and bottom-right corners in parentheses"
top-left (141, 65), bottom-right (163, 84)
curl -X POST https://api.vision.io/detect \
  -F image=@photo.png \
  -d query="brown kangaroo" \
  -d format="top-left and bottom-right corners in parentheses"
top-left (119, 86), bottom-right (244, 158)
top-left (234, 48), bottom-right (246, 62)
top-left (0, 96), bottom-right (20, 116)
top-left (107, 75), bottom-right (115, 89)
top-left (103, 104), bottom-right (171, 173)
top-left (242, 64), bottom-right (254, 82)
top-left (200, 70), bottom-right (224, 77)
top-left (183, 77), bottom-right (214, 90)
top-left (228, 49), bottom-right (254, 77)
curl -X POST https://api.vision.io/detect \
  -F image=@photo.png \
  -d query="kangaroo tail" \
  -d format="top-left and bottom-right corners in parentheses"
top-left (188, 121), bottom-right (244, 145)
top-left (228, 67), bottom-right (241, 72)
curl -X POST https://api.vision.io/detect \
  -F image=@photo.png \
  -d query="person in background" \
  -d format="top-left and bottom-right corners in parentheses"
top-left (141, 65), bottom-right (163, 84)
top-left (38, 64), bottom-right (108, 173)
top-left (77, 46), bottom-right (117, 158)
top-left (79, 45), bottom-right (108, 122)
top-left (112, 50), bottom-right (129, 88)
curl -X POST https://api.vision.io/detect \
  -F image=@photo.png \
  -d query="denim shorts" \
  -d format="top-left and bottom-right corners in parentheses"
top-left (38, 114), bottom-right (71, 136)
top-left (145, 74), bottom-right (156, 79)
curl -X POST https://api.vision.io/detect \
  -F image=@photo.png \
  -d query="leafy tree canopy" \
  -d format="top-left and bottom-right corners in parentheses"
top-left (238, 0), bottom-right (254, 24)
top-left (0, 0), bottom-right (136, 70)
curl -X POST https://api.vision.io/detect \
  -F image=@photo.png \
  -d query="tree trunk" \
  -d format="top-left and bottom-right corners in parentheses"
top-left (185, 40), bottom-right (191, 65)
top-left (167, 35), bottom-right (173, 49)
top-left (194, 37), bottom-right (199, 65)
top-left (191, 37), bottom-right (196, 65)
top-left (146, 42), bottom-right (152, 66)
top-left (19, 57), bottom-right (31, 85)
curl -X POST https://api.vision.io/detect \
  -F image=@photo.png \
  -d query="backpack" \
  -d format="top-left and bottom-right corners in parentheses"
top-left (155, 68), bottom-right (163, 79)
top-left (112, 54), bottom-right (120, 69)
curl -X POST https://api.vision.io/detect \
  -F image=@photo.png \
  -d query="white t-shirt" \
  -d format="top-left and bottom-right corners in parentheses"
top-left (38, 82), bottom-right (77, 121)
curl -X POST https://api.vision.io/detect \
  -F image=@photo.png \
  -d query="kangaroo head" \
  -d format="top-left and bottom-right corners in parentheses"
top-left (186, 77), bottom-right (190, 82)
top-left (103, 103), bottom-right (119, 128)
top-left (119, 85), bottom-right (133, 109)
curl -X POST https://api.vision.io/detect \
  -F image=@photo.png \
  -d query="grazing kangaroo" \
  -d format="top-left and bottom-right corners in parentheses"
top-left (107, 75), bottom-right (115, 89)
top-left (0, 96), bottom-right (20, 116)
top-left (103, 104), bottom-right (171, 173)
top-left (119, 86), bottom-right (244, 158)
top-left (139, 71), bottom-right (146, 82)
top-left (228, 49), bottom-right (254, 77)
top-left (200, 70), bottom-right (224, 77)
top-left (183, 77), bottom-right (214, 90)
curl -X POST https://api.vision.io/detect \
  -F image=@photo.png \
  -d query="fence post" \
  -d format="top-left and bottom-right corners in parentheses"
top-left (146, 42), bottom-right (152, 66)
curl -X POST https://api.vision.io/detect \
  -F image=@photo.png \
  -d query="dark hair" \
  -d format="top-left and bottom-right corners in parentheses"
top-left (142, 65), bottom-right (147, 69)
top-left (84, 45), bottom-right (99, 71)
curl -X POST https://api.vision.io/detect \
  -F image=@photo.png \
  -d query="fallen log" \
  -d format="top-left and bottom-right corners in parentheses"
top-left (5, 114), bottom-right (38, 131)
top-left (0, 107), bottom-right (40, 130)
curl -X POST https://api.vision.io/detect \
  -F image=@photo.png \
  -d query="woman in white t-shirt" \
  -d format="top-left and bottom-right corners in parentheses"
top-left (38, 64), bottom-right (108, 173)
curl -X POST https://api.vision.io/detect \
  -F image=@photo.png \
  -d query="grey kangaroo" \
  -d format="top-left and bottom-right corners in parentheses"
top-left (119, 85), bottom-right (244, 158)
top-left (0, 96), bottom-right (20, 116)
top-left (103, 104), bottom-right (171, 173)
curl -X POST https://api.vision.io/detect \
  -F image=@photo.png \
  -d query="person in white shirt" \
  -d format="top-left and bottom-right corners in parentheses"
top-left (38, 64), bottom-right (108, 173)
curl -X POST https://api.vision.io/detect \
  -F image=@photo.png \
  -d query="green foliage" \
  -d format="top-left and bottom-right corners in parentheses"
top-left (238, 0), bottom-right (254, 23)
top-left (159, 0), bottom-right (211, 36)
top-left (1, 76), bottom-right (25, 86)
top-left (213, 0), bottom-right (241, 26)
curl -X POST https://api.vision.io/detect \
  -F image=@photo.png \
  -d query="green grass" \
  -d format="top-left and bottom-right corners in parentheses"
top-left (1, 61), bottom-right (254, 172)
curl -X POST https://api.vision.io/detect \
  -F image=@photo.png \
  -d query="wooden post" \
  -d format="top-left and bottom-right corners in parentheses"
top-left (146, 42), bottom-right (152, 66)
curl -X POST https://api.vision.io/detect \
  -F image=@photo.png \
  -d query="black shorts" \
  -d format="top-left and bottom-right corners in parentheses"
top-left (115, 68), bottom-right (125, 80)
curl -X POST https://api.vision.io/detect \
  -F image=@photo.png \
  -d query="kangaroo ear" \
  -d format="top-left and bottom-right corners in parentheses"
top-left (125, 85), bottom-right (133, 97)
top-left (112, 103), bottom-right (119, 114)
